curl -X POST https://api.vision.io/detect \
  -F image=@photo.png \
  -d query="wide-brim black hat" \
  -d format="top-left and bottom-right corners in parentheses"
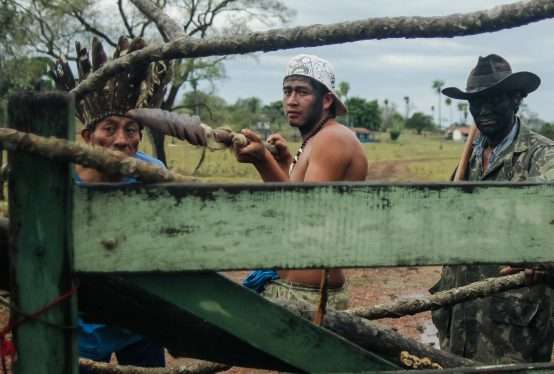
top-left (442, 54), bottom-right (540, 99)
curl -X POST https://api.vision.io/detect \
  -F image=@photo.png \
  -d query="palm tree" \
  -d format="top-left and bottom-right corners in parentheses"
top-left (457, 102), bottom-right (469, 124)
top-left (383, 98), bottom-right (390, 129)
top-left (403, 96), bottom-right (410, 121)
top-left (337, 81), bottom-right (350, 101)
top-left (445, 97), bottom-right (452, 126)
top-left (337, 81), bottom-right (351, 127)
top-left (432, 80), bottom-right (445, 128)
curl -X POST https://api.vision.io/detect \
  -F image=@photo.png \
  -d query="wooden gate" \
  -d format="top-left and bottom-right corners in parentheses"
top-left (6, 92), bottom-right (554, 373)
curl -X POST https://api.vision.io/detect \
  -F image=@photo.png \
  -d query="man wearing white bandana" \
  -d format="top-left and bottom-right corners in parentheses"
top-left (236, 54), bottom-right (368, 309)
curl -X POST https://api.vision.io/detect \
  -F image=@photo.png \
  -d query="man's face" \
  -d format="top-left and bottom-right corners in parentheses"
top-left (83, 116), bottom-right (141, 156)
top-left (469, 92), bottom-right (518, 140)
top-left (282, 78), bottom-right (325, 128)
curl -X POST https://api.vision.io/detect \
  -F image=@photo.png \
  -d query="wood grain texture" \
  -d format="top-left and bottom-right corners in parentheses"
top-left (8, 92), bottom-right (78, 374)
top-left (74, 182), bottom-right (554, 272)
top-left (79, 272), bottom-right (397, 372)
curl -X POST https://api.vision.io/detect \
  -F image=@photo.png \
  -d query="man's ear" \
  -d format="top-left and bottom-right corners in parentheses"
top-left (511, 92), bottom-right (524, 114)
top-left (322, 92), bottom-right (334, 112)
top-left (81, 128), bottom-right (92, 143)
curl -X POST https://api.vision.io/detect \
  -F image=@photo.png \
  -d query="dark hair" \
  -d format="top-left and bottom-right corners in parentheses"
top-left (284, 75), bottom-right (337, 117)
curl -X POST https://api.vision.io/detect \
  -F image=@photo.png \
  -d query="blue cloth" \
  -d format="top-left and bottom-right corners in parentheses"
top-left (80, 335), bottom-right (165, 373)
top-left (242, 270), bottom-right (279, 293)
top-left (78, 321), bottom-right (144, 361)
top-left (76, 150), bottom-right (166, 370)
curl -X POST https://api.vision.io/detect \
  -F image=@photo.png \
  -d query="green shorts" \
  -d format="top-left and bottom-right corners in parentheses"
top-left (262, 279), bottom-right (349, 310)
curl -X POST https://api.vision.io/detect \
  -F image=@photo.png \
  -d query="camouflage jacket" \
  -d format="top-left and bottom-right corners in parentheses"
top-left (431, 124), bottom-right (554, 364)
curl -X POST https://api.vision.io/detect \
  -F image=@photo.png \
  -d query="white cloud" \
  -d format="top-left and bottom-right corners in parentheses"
top-left (378, 54), bottom-right (474, 70)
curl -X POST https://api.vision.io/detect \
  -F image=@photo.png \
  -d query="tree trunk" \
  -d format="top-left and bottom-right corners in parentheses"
top-left (79, 358), bottom-right (228, 374)
top-left (277, 300), bottom-right (478, 369)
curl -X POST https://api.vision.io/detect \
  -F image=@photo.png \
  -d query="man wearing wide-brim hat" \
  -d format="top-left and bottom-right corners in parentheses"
top-left (430, 54), bottom-right (554, 364)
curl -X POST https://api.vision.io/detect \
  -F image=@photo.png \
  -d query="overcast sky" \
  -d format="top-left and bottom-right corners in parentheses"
top-left (211, 1), bottom-right (554, 124)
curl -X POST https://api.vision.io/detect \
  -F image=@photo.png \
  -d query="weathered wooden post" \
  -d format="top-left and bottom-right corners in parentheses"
top-left (7, 92), bottom-right (77, 373)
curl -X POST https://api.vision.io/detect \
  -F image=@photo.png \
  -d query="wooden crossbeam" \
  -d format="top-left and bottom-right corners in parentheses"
top-left (78, 272), bottom-right (398, 372)
top-left (74, 182), bottom-right (554, 272)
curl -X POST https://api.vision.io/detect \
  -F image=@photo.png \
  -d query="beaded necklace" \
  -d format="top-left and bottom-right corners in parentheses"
top-left (288, 116), bottom-right (331, 176)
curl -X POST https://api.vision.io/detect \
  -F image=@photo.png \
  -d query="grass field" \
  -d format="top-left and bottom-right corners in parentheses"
top-left (141, 130), bottom-right (465, 183)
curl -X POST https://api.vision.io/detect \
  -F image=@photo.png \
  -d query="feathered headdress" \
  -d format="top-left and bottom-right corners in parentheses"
top-left (49, 36), bottom-right (171, 129)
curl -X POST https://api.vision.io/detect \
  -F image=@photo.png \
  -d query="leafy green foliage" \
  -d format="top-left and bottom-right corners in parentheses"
top-left (177, 91), bottom-right (286, 135)
top-left (344, 97), bottom-right (381, 130)
top-left (405, 112), bottom-right (435, 134)
top-left (538, 123), bottom-right (554, 140)
top-left (0, 56), bottom-right (53, 125)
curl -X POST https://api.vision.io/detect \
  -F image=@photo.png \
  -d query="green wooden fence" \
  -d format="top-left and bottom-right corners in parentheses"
top-left (6, 92), bottom-right (554, 373)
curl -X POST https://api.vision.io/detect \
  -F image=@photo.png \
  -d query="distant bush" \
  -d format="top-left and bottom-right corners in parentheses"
top-left (405, 112), bottom-right (435, 134)
top-left (389, 129), bottom-right (401, 141)
top-left (538, 123), bottom-right (554, 140)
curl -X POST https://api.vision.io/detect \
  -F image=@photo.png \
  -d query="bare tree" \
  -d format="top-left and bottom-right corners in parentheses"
top-left (4, 0), bottom-right (294, 162)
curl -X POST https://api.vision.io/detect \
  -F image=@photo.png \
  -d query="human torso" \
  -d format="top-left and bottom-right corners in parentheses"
top-left (467, 125), bottom-right (554, 182)
top-left (280, 121), bottom-right (368, 288)
top-left (289, 122), bottom-right (368, 182)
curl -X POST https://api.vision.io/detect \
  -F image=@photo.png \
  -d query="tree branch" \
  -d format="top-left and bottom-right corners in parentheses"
top-left (278, 300), bottom-right (478, 369)
top-left (346, 272), bottom-right (533, 320)
top-left (71, 10), bottom-right (117, 47)
top-left (71, 0), bottom-right (554, 100)
top-left (129, 0), bottom-right (185, 41)
top-left (189, 0), bottom-right (235, 37)
top-left (0, 128), bottom-right (194, 183)
top-left (139, 19), bottom-right (153, 37)
top-left (183, 0), bottom-right (198, 33)
top-left (79, 358), bottom-right (229, 374)
top-left (118, 0), bottom-right (136, 38)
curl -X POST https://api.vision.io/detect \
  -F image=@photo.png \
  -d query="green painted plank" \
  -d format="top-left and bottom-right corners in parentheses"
top-left (121, 272), bottom-right (398, 372)
top-left (78, 273), bottom-right (299, 371)
top-left (8, 92), bottom-right (77, 374)
top-left (74, 182), bottom-right (554, 272)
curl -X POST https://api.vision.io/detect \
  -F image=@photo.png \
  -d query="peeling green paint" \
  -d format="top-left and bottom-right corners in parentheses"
top-left (121, 272), bottom-right (397, 372)
top-left (73, 182), bottom-right (554, 272)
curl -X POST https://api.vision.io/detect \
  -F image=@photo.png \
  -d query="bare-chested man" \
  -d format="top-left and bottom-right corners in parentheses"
top-left (237, 54), bottom-right (368, 309)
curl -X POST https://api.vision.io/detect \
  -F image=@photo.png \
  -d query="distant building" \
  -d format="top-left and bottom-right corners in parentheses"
top-left (445, 125), bottom-right (472, 142)
top-left (350, 127), bottom-right (376, 143)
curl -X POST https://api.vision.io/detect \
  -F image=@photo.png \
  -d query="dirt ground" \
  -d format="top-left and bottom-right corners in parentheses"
top-left (168, 267), bottom-right (442, 372)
